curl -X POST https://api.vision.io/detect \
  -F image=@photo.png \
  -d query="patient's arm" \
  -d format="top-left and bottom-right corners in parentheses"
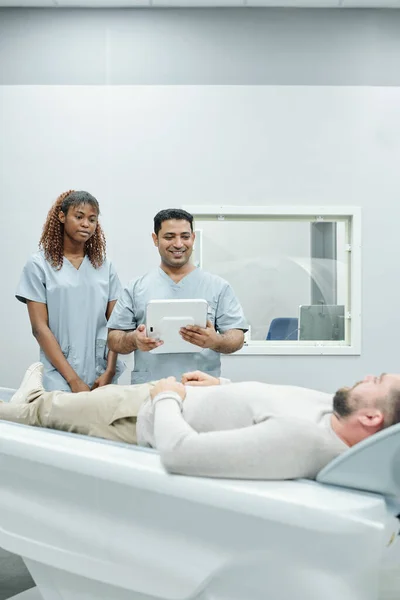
top-left (153, 397), bottom-right (345, 480)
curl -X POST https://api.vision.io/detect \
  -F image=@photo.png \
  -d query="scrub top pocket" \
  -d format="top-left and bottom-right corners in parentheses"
top-left (95, 338), bottom-right (126, 382)
top-left (62, 346), bottom-right (79, 370)
top-left (95, 339), bottom-right (108, 375)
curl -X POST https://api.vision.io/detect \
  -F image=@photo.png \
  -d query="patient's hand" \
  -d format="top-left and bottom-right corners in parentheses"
top-left (181, 371), bottom-right (220, 387)
top-left (151, 377), bottom-right (186, 401)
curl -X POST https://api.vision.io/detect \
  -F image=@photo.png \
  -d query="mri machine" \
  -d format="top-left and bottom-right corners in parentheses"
top-left (0, 386), bottom-right (399, 600)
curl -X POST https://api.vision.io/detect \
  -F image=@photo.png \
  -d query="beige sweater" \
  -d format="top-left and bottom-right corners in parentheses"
top-left (136, 381), bottom-right (348, 480)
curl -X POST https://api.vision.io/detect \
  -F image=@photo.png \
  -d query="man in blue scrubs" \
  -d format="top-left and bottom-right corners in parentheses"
top-left (107, 209), bottom-right (248, 383)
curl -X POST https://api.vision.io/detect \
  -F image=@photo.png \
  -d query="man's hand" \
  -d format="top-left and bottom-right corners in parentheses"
top-left (134, 324), bottom-right (164, 352)
top-left (91, 370), bottom-right (115, 390)
top-left (179, 320), bottom-right (219, 350)
top-left (150, 377), bottom-right (186, 401)
top-left (181, 370), bottom-right (220, 387)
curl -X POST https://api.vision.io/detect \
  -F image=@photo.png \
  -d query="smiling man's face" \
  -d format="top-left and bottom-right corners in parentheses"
top-left (152, 219), bottom-right (195, 270)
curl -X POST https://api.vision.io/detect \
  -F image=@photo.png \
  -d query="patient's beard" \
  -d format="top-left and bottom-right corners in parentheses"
top-left (332, 387), bottom-right (354, 418)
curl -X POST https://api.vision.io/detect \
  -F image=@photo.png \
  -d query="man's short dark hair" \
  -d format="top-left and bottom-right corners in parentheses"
top-left (386, 387), bottom-right (400, 427)
top-left (153, 209), bottom-right (194, 236)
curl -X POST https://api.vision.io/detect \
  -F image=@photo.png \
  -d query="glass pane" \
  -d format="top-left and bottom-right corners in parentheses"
top-left (194, 219), bottom-right (348, 342)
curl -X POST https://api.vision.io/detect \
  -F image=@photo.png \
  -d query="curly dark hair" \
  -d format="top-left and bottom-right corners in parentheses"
top-left (39, 190), bottom-right (107, 270)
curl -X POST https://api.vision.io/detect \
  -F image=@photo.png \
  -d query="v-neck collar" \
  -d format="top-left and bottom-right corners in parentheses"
top-left (158, 266), bottom-right (198, 287)
top-left (64, 255), bottom-right (87, 272)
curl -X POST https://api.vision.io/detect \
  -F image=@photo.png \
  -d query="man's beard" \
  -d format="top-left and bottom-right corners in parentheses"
top-left (332, 387), bottom-right (353, 418)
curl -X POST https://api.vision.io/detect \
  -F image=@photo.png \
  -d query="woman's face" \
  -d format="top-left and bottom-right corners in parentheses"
top-left (59, 203), bottom-right (98, 244)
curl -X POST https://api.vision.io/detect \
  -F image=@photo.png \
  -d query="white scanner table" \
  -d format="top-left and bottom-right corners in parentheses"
top-left (0, 387), bottom-right (399, 600)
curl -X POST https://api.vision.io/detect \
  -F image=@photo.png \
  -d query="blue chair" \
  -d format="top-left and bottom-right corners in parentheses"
top-left (266, 318), bottom-right (299, 341)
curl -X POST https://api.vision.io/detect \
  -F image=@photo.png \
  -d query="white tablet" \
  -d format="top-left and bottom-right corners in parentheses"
top-left (146, 299), bottom-right (208, 354)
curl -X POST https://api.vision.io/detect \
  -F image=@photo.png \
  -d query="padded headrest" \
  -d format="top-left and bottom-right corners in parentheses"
top-left (317, 422), bottom-right (400, 497)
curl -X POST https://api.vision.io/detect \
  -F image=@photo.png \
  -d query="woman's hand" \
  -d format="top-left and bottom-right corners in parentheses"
top-left (69, 377), bottom-right (91, 393)
top-left (91, 370), bottom-right (115, 390)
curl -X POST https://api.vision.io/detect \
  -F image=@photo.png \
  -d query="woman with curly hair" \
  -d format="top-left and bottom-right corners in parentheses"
top-left (16, 190), bottom-right (124, 392)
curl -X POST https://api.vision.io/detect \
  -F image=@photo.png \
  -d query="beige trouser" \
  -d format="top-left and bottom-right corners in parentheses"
top-left (0, 383), bottom-right (155, 444)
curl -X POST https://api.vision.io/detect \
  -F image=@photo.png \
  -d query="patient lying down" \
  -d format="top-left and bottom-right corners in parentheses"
top-left (1, 363), bottom-right (400, 480)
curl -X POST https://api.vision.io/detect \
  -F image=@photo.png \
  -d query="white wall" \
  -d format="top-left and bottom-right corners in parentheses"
top-left (1, 84), bottom-right (400, 392)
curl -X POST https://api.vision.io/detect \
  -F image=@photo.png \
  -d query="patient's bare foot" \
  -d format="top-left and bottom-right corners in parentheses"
top-left (10, 363), bottom-right (44, 404)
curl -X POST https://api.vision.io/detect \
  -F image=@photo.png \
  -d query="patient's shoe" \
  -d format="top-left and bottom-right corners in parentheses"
top-left (9, 363), bottom-right (44, 404)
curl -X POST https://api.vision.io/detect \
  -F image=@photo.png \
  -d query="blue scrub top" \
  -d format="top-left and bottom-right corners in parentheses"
top-left (16, 250), bottom-right (125, 391)
top-left (107, 267), bottom-right (248, 383)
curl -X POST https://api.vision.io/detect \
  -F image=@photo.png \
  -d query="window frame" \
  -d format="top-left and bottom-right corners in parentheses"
top-left (183, 205), bottom-right (361, 356)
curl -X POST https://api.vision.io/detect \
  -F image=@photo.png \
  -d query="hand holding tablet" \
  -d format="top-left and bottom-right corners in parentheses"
top-left (179, 320), bottom-right (218, 349)
top-left (146, 299), bottom-right (208, 354)
top-left (133, 324), bottom-right (164, 352)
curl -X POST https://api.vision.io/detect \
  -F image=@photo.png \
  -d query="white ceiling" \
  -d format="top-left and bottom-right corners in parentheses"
top-left (1, 0), bottom-right (400, 8)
